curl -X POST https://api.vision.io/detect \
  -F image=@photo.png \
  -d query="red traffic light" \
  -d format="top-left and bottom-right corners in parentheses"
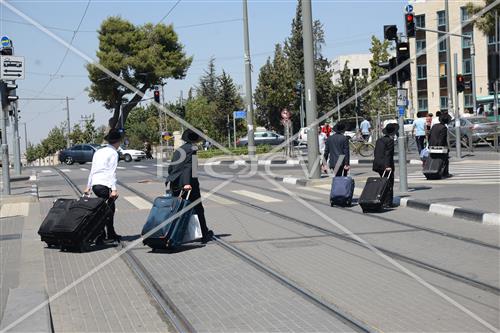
top-left (406, 13), bottom-right (414, 22)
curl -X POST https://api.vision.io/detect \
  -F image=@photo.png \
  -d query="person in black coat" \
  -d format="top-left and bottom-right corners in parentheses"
top-left (165, 128), bottom-right (213, 243)
top-left (323, 122), bottom-right (350, 176)
top-left (428, 113), bottom-right (452, 177)
top-left (372, 123), bottom-right (397, 207)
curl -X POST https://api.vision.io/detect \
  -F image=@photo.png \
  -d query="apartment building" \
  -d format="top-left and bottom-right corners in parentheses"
top-left (331, 53), bottom-right (372, 83)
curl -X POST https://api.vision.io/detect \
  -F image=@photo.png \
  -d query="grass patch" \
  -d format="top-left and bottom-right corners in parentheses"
top-left (197, 145), bottom-right (275, 159)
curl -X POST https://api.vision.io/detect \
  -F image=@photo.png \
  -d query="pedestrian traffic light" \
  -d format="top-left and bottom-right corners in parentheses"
top-left (405, 13), bottom-right (415, 38)
top-left (378, 57), bottom-right (397, 86)
top-left (488, 51), bottom-right (499, 82)
top-left (0, 82), bottom-right (18, 108)
top-left (153, 89), bottom-right (160, 104)
top-left (384, 25), bottom-right (398, 41)
top-left (456, 74), bottom-right (465, 93)
top-left (396, 42), bottom-right (411, 83)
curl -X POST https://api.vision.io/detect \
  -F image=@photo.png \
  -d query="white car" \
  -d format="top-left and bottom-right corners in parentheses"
top-left (118, 146), bottom-right (146, 162)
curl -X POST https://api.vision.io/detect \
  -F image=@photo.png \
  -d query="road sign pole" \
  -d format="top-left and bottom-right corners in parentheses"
top-left (242, 0), bottom-right (255, 158)
top-left (233, 113), bottom-right (236, 148)
top-left (453, 53), bottom-right (462, 159)
top-left (397, 82), bottom-right (408, 193)
top-left (1, 99), bottom-right (11, 195)
top-left (13, 101), bottom-right (21, 175)
top-left (65, 96), bottom-right (71, 148)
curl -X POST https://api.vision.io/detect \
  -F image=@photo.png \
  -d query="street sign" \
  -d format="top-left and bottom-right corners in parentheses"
top-left (399, 106), bottom-right (405, 116)
top-left (397, 88), bottom-right (408, 107)
top-left (1, 36), bottom-right (12, 48)
top-left (405, 4), bottom-right (413, 13)
top-left (0, 55), bottom-right (25, 80)
top-left (233, 110), bottom-right (246, 119)
top-left (281, 108), bottom-right (291, 120)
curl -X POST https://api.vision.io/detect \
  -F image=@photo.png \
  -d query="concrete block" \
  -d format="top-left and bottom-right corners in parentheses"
top-left (0, 288), bottom-right (51, 333)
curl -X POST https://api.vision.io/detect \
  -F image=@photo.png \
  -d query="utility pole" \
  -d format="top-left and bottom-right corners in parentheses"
top-left (227, 114), bottom-right (231, 147)
top-left (1, 98), bottom-right (10, 195)
top-left (302, 0), bottom-right (320, 179)
top-left (65, 96), bottom-right (71, 148)
top-left (471, 36), bottom-right (477, 113)
top-left (494, 11), bottom-right (499, 151)
top-left (453, 53), bottom-right (462, 158)
top-left (242, 0), bottom-right (255, 157)
top-left (397, 81), bottom-right (408, 193)
top-left (23, 122), bottom-right (27, 152)
top-left (12, 101), bottom-right (21, 175)
top-left (444, 0), bottom-right (455, 126)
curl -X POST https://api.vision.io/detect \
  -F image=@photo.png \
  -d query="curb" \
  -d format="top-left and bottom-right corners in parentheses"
top-left (399, 198), bottom-right (500, 225)
top-left (200, 159), bottom-right (422, 166)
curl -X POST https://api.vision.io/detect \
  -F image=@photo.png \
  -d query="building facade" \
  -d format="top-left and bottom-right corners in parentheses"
top-left (331, 53), bottom-right (372, 83)
top-left (409, 0), bottom-right (498, 116)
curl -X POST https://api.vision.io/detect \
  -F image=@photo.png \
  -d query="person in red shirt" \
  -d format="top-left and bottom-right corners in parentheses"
top-left (321, 123), bottom-right (332, 137)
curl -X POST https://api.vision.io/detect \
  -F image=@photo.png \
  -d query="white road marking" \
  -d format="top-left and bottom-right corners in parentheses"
top-left (41, 170), bottom-right (52, 173)
top-left (117, 166), bottom-right (126, 170)
top-left (231, 190), bottom-right (282, 203)
top-left (203, 193), bottom-right (236, 205)
top-left (80, 168), bottom-right (88, 171)
top-left (0, 203), bottom-right (30, 218)
top-left (133, 165), bottom-right (148, 169)
top-left (123, 196), bottom-right (152, 210)
top-left (60, 169), bottom-right (71, 172)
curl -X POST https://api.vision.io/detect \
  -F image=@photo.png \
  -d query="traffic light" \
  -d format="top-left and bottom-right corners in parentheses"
top-left (0, 47), bottom-right (13, 56)
top-left (405, 13), bottom-right (415, 38)
top-left (153, 89), bottom-right (160, 104)
top-left (384, 25), bottom-right (398, 41)
top-left (377, 57), bottom-right (397, 86)
top-left (456, 74), bottom-right (465, 93)
top-left (488, 51), bottom-right (499, 82)
top-left (396, 42), bottom-right (411, 82)
top-left (0, 81), bottom-right (18, 108)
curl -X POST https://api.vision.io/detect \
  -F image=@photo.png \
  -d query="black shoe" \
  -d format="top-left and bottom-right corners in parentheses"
top-left (201, 230), bottom-right (214, 244)
top-left (443, 174), bottom-right (453, 178)
top-left (95, 233), bottom-right (105, 245)
top-left (106, 234), bottom-right (122, 242)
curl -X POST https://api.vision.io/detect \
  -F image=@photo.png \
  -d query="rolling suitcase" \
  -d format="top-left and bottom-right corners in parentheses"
top-left (423, 156), bottom-right (445, 179)
top-left (358, 170), bottom-right (391, 213)
top-left (38, 198), bottom-right (76, 247)
top-left (330, 170), bottom-right (355, 207)
top-left (141, 191), bottom-right (194, 250)
top-left (52, 196), bottom-right (113, 252)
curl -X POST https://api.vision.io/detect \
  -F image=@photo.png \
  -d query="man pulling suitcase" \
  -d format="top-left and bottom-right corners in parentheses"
top-left (84, 129), bottom-right (122, 242)
top-left (370, 123), bottom-right (397, 208)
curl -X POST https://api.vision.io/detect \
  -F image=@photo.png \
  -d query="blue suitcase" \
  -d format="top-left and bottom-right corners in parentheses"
top-left (330, 172), bottom-right (355, 207)
top-left (141, 191), bottom-right (194, 250)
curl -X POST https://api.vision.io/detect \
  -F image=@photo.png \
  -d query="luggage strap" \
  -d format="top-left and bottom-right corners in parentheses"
top-left (382, 169), bottom-right (392, 178)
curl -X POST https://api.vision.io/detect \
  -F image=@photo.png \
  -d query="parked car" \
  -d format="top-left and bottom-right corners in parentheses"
top-left (448, 116), bottom-right (500, 145)
top-left (382, 119), bottom-right (414, 135)
top-left (236, 131), bottom-right (285, 146)
top-left (118, 146), bottom-right (146, 162)
top-left (297, 127), bottom-right (309, 146)
top-left (59, 144), bottom-right (100, 165)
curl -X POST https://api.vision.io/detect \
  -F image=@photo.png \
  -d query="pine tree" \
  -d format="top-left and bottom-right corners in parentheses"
top-left (198, 58), bottom-right (218, 103)
top-left (368, 35), bottom-right (396, 117)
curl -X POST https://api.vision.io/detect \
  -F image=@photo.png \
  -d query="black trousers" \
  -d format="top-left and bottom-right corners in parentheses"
top-left (377, 170), bottom-right (394, 206)
top-left (171, 180), bottom-right (209, 238)
top-left (92, 185), bottom-right (117, 237)
top-left (416, 136), bottom-right (426, 154)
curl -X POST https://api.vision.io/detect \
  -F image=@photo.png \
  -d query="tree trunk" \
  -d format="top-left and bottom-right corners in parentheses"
top-left (108, 105), bottom-right (121, 129)
top-left (121, 84), bottom-right (151, 126)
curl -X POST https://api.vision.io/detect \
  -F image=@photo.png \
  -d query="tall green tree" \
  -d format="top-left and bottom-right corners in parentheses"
top-left (83, 118), bottom-right (97, 143)
top-left (184, 96), bottom-right (219, 141)
top-left (87, 16), bottom-right (192, 129)
top-left (466, 1), bottom-right (499, 36)
top-left (368, 36), bottom-right (396, 117)
top-left (69, 124), bottom-right (85, 144)
top-left (197, 58), bottom-right (218, 103)
top-left (41, 126), bottom-right (66, 155)
top-left (332, 62), bottom-right (368, 119)
top-left (125, 104), bottom-right (160, 148)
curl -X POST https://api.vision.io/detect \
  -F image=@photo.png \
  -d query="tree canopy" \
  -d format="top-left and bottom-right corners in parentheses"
top-left (466, 1), bottom-right (499, 36)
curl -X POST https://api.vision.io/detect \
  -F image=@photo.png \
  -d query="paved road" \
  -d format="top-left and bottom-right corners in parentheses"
top-left (29, 162), bottom-right (499, 332)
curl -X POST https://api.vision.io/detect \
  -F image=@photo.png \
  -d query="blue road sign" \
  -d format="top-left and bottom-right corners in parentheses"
top-left (233, 110), bottom-right (246, 119)
top-left (405, 4), bottom-right (413, 13)
top-left (1, 36), bottom-right (11, 48)
top-left (399, 106), bottom-right (405, 116)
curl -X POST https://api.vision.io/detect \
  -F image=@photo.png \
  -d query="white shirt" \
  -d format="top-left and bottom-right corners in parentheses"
top-left (431, 117), bottom-right (440, 128)
top-left (360, 120), bottom-right (371, 134)
top-left (318, 133), bottom-right (327, 153)
top-left (87, 145), bottom-right (118, 190)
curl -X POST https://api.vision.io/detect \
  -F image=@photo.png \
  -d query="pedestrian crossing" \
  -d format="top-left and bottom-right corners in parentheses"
top-left (403, 160), bottom-right (500, 185)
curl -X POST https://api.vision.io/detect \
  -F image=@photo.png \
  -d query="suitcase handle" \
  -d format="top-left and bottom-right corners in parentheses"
top-left (343, 169), bottom-right (349, 177)
top-left (382, 169), bottom-right (392, 178)
top-left (179, 189), bottom-right (192, 201)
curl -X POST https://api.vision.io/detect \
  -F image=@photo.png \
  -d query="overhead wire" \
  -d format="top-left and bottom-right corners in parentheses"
top-left (158, 0), bottom-right (182, 24)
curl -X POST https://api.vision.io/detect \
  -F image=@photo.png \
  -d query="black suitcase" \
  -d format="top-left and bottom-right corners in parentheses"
top-left (359, 171), bottom-right (391, 213)
top-left (52, 197), bottom-right (112, 252)
top-left (38, 198), bottom-right (76, 247)
top-left (423, 156), bottom-right (444, 179)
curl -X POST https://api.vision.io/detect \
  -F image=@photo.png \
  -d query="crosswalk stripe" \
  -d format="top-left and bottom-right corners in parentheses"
top-left (80, 168), bottom-right (88, 171)
top-left (204, 194), bottom-right (236, 206)
top-left (117, 166), bottom-right (126, 170)
top-left (271, 188), bottom-right (323, 201)
top-left (0, 203), bottom-right (30, 218)
top-left (123, 196), bottom-right (152, 210)
top-left (41, 170), bottom-right (52, 173)
top-left (60, 169), bottom-right (71, 172)
top-left (133, 165), bottom-right (148, 169)
top-left (231, 190), bottom-right (282, 203)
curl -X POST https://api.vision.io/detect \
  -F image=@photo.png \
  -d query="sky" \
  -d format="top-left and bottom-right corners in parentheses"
top-left (0, 0), bottom-right (408, 151)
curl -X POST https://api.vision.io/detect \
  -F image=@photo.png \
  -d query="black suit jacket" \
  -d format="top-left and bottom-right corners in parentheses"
top-left (373, 135), bottom-right (395, 173)
top-left (323, 133), bottom-right (350, 170)
top-left (428, 123), bottom-right (448, 147)
top-left (165, 143), bottom-right (197, 190)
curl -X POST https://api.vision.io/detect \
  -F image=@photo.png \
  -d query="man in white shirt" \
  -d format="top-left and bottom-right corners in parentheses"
top-left (84, 129), bottom-right (122, 241)
top-left (359, 118), bottom-right (371, 141)
top-left (431, 111), bottom-right (441, 128)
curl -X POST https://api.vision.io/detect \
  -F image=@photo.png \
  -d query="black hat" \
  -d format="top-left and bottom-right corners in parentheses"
top-left (333, 122), bottom-right (345, 133)
top-left (439, 113), bottom-right (452, 124)
top-left (104, 129), bottom-right (123, 144)
top-left (383, 123), bottom-right (398, 136)
top-left (181, 128), bottom-right (202, 143)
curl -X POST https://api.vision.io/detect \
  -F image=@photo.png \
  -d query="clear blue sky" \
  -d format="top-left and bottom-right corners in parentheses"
top-left (1, 0), bottom-right (406, 149)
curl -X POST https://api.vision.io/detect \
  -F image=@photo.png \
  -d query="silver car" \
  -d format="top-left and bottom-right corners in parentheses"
top-left (237, 131), bottom-right (285, 146)
top-left (448, 117), bottom-right (500, 144)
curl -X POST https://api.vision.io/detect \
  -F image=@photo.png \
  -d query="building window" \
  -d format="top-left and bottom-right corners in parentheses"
top-left (362, 68), bottom-right (369, 76)
top-left (488, 35), bottom-right (498, 45)
top-left (462, 31), bottom-right (472, 48)
top-left (352, 68), bottom-right (359, 77)
top-left (464, 94), bottom-right (473, 108)
top-left (463, 58), bottom-right (472, 74)
top-left (439, 62), bottom-right (447, 77)
top-left (416, 39), bottom-right (426, 53)
top-left (461, 7), bottom-right (470, 22)
top-left (418, 98), bottom-right (428, 111)
top-left (416, 15), bottom-right (425, 28)
top-left (437, 11), bottom-right (446, 27)
top-left (417, 65), bottom-right (427, 80)
top-left (440, 96), bottom-right (448, 110)
top-left (439, 38), bottom-right (447, 52)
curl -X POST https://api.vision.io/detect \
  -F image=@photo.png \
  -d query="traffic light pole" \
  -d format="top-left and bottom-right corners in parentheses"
top-left (445, 0), bottom-right (458, 158)
top-left (397, 81), bottom-right (408, 193)
top-left (13, 101), bottom-right (21, 175)
top-left (453, 53), bottom-right (462, 159)
top-left (1, 99), bottom-right (11, 195)
top-left (302, 0), bottom-right (320, 179)
top-left (242, 0), bottom-right (255, 158)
